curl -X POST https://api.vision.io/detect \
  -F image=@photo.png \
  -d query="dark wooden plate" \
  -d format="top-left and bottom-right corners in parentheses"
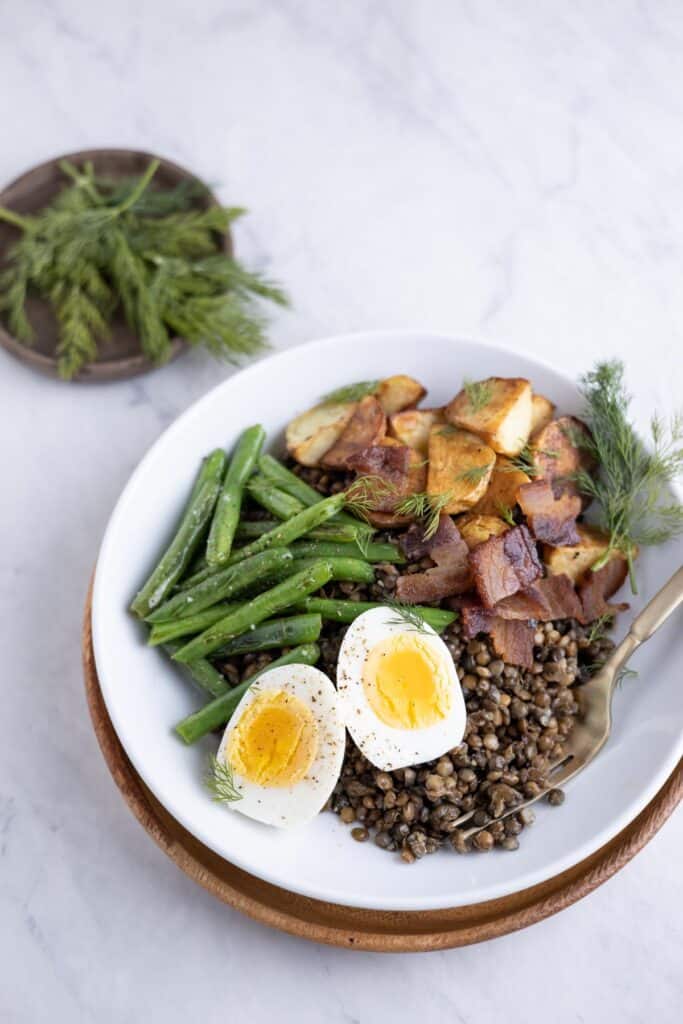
top-left (0, 149), bottom-right (231, 382)
top-left (82, 582), bottom-right (681, 950)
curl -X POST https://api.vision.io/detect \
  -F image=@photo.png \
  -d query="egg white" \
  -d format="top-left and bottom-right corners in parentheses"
top-left (216, 664), bottom-right (345, 828)
top-left (336, 607), bottom-right (466, 771)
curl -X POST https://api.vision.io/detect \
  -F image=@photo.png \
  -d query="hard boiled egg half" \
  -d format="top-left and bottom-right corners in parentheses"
top-left (215, 663), bottom-right (345, 828)
top-left (337, 607), bottom-right (466, 771)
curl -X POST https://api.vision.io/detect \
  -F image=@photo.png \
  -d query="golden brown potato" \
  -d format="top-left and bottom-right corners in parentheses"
top-left (388, 408), bottom-right (445, 455)
top-left (321, 396), bottom-right (386, 468)
top-left (445, 377), bottom-right (533, 456)
top-left (543, 524), bottom-right (613, 583)
top-left (427, 426), bottom-right (496, 514)
top-left (473, 456), bottom-right (530, 517)
top-left (376, 375), bottom-right (427, 415)
top-left (531, 415), bottom-right (596, 488)
top-left (285, 401), bottom-right (356, 466)
top-left (530, 394), bottom-right (555, 435)
top-left (456, 513), bottom-right (510, 550)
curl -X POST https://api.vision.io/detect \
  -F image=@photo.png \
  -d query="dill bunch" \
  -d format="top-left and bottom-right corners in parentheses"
top-left (575, 360), bottom-right (683, 592)
top-left (0, 159), bottom-right (287, 379)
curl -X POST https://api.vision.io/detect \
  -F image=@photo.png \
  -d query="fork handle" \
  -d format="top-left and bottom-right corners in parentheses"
top-left (629, 565), bottom-right (683, 643)
top-left (606, 564), bottom-right (683, 681)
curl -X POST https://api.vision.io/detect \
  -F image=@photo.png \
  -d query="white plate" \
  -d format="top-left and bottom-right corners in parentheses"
top-left (92, 331), bottom-right (683, 911)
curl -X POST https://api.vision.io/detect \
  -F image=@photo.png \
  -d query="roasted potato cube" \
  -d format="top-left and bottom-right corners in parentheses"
top-left (543, 524), bottom-right (613, 583)
top-left (427, 426), bottom-right (496, 514)
top-left (531, 415), bottom-right (596, 489)
top-left (456, 513), bottom-right (510, 550)
top-left (286, 401), bottom-right (356, 466)
top-left (445, 377), bottom-right (533, 456)
top-left (377, 374), bottom-right (427, 415)
top-left (388, 408), bottom-right (445, 455)
top-left (321, 395), bottom-right (386, 468)
top-left (473, 456), bottom-right (530, 517)
top-left (530, 393), bottom-right (555, 434)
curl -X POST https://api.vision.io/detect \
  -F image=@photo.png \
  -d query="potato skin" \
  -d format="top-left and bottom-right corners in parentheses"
top-left (427, 426), bottom-right (496, 514)
top-left (445, 377), bottom-right (533, 456)
top-left (531, 415), bottom-right (596, 494)
top-left (377, 375), bottom-right (427, 415)
top-left (389, 408), bottom-right (444, 455)
top-left (321, 395), bottom-right (387, 468)
top-left (530, 394), bottom-right (555, 434)
top-left (456, 513), bottom-right (510, 550)
top-left (473, 456), bottom-right (530, 517)
top-left (542, 523), bottom-right (612, 583)
top-left (285, 401), bottom-right (356, 466)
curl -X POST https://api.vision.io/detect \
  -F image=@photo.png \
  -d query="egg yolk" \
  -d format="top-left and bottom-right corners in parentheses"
top-left (362, 633), bottom-right (452, 730)
top-left (227, 690), bottom-right (318, 787)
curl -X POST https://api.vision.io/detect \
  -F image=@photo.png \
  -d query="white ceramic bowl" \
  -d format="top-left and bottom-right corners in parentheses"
top-left (92, 331), bottom-right (683, 911)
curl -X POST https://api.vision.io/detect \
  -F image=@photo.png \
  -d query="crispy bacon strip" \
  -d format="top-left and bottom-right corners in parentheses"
top-left (321, 396), bottom-right (386, 468)
top-left (495, 573), bottom-right (583, 622)
top-left (458, 598), bottom-right (534, 667)
top-left (469, 524), bottom-right (543, 608)
top-left (395, 515), bottom-right (470, 603)
top-left (347, 440), bottom-right (426, 526)
top-left (578, 557), bottom-right (629, 623)
top-left (517, 480), bottom-right (581, 547)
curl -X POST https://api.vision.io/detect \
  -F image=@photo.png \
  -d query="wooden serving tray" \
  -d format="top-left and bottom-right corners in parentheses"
top-left (82, 589), bottom-right (681, 951)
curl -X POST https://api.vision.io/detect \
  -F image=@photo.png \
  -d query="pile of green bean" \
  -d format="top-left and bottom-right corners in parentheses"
top-left (130, 427), bottom-right (455, 745)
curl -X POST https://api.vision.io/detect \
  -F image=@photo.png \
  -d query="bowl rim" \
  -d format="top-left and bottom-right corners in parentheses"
top-left (92, 329), bottom-right (683, 910)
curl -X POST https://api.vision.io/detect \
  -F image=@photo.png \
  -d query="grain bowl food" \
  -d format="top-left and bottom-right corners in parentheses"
top-left (129, 360), bottom-right (681, 861)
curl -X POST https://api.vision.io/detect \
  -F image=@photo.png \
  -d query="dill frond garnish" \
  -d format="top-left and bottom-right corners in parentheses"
top-left (320, 380), bottom-right (380, 404)
top-left (455, 465), bottom-right (491, 486)
top-left (585, 613), bottom-right (614, 646)
top-left (385, 600), bottom-right (431, 635)
top-left (205, 755), bottom-right (242, 804)
top-left (393, 490), bottom-right (453, 539)
top-left (574, 360), bottom-right (683, 592)
top-left (495, 501), bottom-right (517, 527)
top-left (504, 443), bottom-right (559, 478)
top-left (463, 378), bottom-right (493, 413)
top-left (344, 475), bottom-right (397, 521)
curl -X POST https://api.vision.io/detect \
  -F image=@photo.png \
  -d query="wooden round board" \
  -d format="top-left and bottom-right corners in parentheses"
top-left (0, 149), bottom-right (231, 382)
top-left (82, 586), bottom-right (682, 951)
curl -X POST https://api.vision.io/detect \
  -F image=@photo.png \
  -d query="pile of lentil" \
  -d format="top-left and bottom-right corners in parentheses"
top-left (215, 461), bottom-right (615, 863)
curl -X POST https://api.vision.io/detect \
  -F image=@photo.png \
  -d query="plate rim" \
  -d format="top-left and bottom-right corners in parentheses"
top-left (83, 586), bottom-right (683, 950)
top-left (91, 329), bottom-right (683, 910)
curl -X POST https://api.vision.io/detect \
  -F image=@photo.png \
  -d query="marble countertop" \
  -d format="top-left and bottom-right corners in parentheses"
top-left (2, 2), bottom-right (681, 1021)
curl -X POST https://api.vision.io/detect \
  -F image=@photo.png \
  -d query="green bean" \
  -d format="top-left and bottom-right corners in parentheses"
top-left (224, 494), bottom-right (347, 566)
top-left (257, 454), bottom-right (367, 530)
top-left (148, 603), bottom-right (240, 646)
top-left (147, 548), bottom-right (293, 623)
top-left (235, 520), bottom-right (362, 543)
top-left (293, 597), bottom-right (457, 633)
top-left (291, 556), bottom-right (375, 584)
top-left (212, 613), bottom-right (322, 657)
top-left (174, 643), bottom-right (321, 745)
top-left (247, 476), bottom-right (305, 520)
top-left (130, 450), bottom-right (226, 618)
top-left (173, 560), bottom-right (334, 662)
top-left (163, 643), bottom-right (229, 699)
top-left (290, 539), bottom-right (405, 564)
top-left (206, 425), bottom-right (265, 568)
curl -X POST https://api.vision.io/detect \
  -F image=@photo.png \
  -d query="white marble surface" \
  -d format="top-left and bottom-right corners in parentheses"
top-left (1, 1), bottom-right (682, 1020)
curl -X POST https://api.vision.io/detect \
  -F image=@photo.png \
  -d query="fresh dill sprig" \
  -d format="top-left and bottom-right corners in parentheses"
top-left (455, 465), bottom-right (491, 486)
top-left (204, 755), bottom-right (242, 804)
top-left (344, 475), bottom-right (397, 521)
top-left (504, 443), bottom-right (559, 478)
top-left (0, 160), bottom-right (287, 379)
top-left (574, 360), bottom-right (683, 593)
top-left (320, 380), bottom-right (380, 405)
top-left (463, 378), bottom-right (493, 413)
top-left (394, 490), bottom-right (453, 539)
top-left (495, 501), bottom-right (517, 527)
top-left (585, 613), bottom-right (614, 646)
top-left (616, 666), bottom-right (639, 688)
top-left (385, 600), bottom-right (431, 635)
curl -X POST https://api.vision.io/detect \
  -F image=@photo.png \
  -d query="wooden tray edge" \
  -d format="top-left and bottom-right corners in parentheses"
top-left (82, 581), bottom-right (681, 951)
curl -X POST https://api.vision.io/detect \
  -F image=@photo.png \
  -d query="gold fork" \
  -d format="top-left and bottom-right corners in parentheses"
top-left (454, 565), bottom-right (683, 840)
